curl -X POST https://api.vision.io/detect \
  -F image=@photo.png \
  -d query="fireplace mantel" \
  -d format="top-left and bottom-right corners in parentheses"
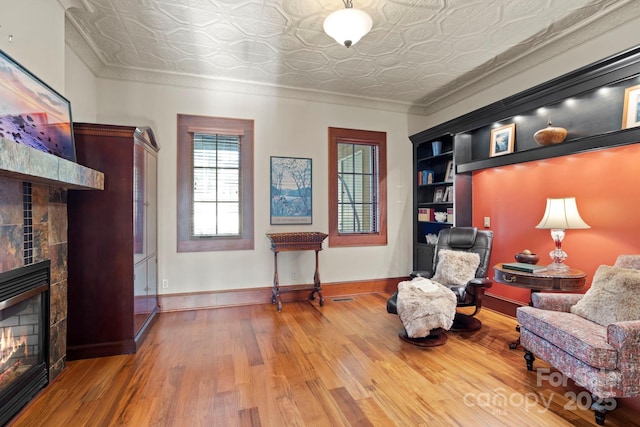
top-left (0, 137), bottom-right (103, 190)
top-left (0, 134), bottom-right (103, 410)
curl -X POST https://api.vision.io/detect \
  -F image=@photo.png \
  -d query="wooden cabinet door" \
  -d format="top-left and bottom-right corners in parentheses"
top-left (146, 149), bottom-right (157, 256)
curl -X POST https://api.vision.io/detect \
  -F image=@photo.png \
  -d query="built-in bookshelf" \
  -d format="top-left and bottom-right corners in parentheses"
top-left (412, 135), bottom-right (470, 272)
top-left (409, 45), bottom-right (640, 274)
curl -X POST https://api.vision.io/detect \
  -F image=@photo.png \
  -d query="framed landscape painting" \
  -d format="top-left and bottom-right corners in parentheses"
top-left (489, 123), bottom-right (515, 157)
top-left (270, 156), bottom-right (312, 225)
top-left (622, 84), bottom-right (640, 129)
top-left (0, 49), bottom-right (76, 162)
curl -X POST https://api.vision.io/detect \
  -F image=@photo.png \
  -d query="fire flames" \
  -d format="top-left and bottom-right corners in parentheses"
top-left (1, 328), bottom-right (28, 366)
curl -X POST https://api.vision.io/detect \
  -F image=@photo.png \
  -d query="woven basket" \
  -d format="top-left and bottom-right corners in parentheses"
top-left (266, 232), bottom-right (328, 250)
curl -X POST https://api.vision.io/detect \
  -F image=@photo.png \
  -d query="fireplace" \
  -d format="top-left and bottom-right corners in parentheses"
top-left (0, 134), bottom-right (103, 424)
top-left (0, 260), bottom-right (49, 426)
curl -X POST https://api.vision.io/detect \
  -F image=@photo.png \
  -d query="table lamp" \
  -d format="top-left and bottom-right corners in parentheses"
top-left (535, 197), bottom-right (590, 272)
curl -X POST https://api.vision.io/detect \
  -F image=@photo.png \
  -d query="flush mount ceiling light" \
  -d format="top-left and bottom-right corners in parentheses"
top-left (323, 0), bottom-right (372, 48)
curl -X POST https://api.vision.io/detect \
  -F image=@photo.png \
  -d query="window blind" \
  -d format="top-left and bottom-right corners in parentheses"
top-left (337, 142), bottom-right (378, 234)
top-left (192, 133), bottom-right (241, 236)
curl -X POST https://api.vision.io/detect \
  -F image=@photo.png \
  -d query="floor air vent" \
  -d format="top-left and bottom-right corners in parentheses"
top-left (332, 297), bottom-right (354, 302)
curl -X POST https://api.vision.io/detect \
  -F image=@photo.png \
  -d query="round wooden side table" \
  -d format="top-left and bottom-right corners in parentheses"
top-left (494, 263), bottom-right (586, 292)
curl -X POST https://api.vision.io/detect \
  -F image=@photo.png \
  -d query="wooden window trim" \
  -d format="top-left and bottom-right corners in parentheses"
top-left (177, 114), bottom-right (254, 252)
top-left (328, 127), bottom-right (387, 247)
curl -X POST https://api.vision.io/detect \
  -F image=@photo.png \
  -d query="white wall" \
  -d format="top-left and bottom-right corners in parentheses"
top-left (2, 2), bottom-right (96, 131)
top-left (92, 79), bottom-right (416, 294)
top-left (64, 46), bottom-right (97, 122)
top-left (1, 1), bottom-right (66, 95)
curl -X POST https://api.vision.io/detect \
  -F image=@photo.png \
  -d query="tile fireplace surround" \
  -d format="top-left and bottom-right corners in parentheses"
top-left (0, 137), bottom-right (103, 381)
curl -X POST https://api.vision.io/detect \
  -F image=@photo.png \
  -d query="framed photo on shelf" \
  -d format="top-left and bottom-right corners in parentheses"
top-left (0, 49), bottom-right (76, 161)
top-left (443, 186), bottom-right (452, 202)
top-left (444, 160), bottom-right (454, 182)
top-left (622, 84), bottom-right (640, 129)
top-left (270, 156), bottom-right (312, 225)
top-left (489, 123), bottom-right (515, 157)
top-left (433, 187), bottom-right (445, 203)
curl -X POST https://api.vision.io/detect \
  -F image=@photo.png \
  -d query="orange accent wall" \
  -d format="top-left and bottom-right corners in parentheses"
top-left (472, 143), bottom-right (640, 303)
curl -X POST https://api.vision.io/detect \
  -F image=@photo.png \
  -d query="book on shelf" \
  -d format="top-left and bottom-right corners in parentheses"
top-left (418, 170), bottom-right (434, 186)
top-left (417, 207), bottom-right (433, 222)
top-left (502, 262), bottom-right (547, 273)
top-left (446, 207), bottom-right (453, 223)
top-left (443, 186), bottom-right (452, 202)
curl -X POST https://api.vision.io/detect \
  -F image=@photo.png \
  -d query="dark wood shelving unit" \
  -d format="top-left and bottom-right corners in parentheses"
top-left (410, 46), bottom-right (640, 146)
top-left (412, 134), bottom-right (463, 272)
top-left (457, 127), bottom-right (640, 173)
top-left (409, 45), bottom-right (640, 274)
top-left (416, 150), bottom-right (454, 163)
top-left (419, 181), bottom-right (453, 186)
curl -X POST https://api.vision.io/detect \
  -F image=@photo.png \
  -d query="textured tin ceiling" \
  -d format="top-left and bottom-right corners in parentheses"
top-left (63, 0), bottom-right (640, 112)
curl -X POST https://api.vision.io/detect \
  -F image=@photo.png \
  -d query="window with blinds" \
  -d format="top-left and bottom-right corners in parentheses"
top-left (192, 133), bottom-right (241, 237)
top-left (177, 114), bottom-right (254, 252)
top-left (328, 127), bottom-right (387, 247)
top-left (337, 142), bottom-right (378, 233)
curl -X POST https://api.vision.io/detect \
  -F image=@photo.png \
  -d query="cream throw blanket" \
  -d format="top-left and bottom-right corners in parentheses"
top-left (397, 277), bottom-right (457, 338)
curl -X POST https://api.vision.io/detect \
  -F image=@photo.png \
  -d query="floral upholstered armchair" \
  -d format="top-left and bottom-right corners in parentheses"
top-left (516, 255), bottom-right (640, 425)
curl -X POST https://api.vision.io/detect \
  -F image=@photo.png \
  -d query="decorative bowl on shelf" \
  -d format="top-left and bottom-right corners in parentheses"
top-left (434, 212), bottom-right (447, 222)
top-left (534, 118), bottom-right (567, 146)
top-left (425, 233), bottom-right (438, 245)
top-left (515, 252), bottom-right (540, 264)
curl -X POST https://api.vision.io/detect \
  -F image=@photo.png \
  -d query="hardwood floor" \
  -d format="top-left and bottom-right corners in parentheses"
top-left (10, 293), bottom-right (639, 426)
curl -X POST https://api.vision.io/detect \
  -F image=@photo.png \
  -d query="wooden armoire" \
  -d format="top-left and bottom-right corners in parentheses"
top-left (67, 123), bottom-right (159, 359)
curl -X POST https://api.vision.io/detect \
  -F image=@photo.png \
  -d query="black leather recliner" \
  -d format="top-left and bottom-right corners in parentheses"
top-left (387, 227), bottom-right (494, 336)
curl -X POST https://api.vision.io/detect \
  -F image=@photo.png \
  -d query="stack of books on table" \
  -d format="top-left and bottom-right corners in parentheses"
top-left (502, 262), bottom-right (547, 273)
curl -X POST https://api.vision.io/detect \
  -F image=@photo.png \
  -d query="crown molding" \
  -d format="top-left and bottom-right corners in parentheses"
top-left (63, 0), bottom-right (638, 118)
top-left (65, 18), bottom-right (105, 76)
top-left (421, 0), bottom-right (639, 115)
top-left (96, 63), bottom-right (430, 115)
top-left (65, 22), bottom-right (428, 115)
top-left (58, 0), bottom-right (94, 12)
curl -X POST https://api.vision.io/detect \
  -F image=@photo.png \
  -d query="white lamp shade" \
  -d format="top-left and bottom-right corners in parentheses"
top-left (535, 197), bottom-right (590, 230)
top-left (323, 8), bottom-right (372, 47)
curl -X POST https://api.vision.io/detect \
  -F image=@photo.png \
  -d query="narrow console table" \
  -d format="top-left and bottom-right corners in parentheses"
top-left (493, 263), bottom-right (586, 349)
top-left (266, 232), bottom-right (328, 312)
